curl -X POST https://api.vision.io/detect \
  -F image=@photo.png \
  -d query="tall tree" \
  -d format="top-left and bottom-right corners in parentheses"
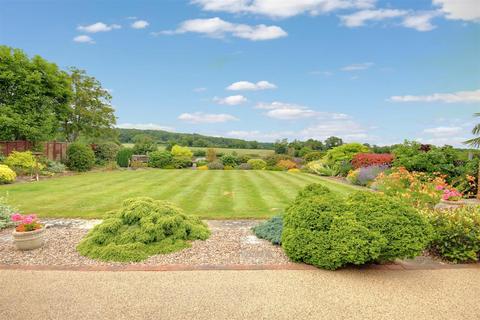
top-left (0, 46), bottom-right (71, 142)
top-left (464, 113), bottom-right (480, 199)
top-left (62, 68), bottom-right (116, 142)
top-left (324, 136), bottom-right (343, 150)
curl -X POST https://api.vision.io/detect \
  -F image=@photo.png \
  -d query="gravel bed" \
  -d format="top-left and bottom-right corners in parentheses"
top-left (0, 220), bottom-right (292, 267)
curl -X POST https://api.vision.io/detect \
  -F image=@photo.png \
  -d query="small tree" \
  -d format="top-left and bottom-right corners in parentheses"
top-left (133, 135), bottom-right (157, 155)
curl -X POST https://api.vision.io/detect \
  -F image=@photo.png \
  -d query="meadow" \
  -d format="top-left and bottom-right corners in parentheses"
top-left (1, 169), bottom-right (358, 219)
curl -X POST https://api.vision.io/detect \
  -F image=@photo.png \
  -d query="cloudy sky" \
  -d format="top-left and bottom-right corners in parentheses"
top-left (1, 0), bottom-right (479, 146)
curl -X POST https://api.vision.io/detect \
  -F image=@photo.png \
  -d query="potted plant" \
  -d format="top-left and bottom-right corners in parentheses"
top-left (11, 213), bottom-right (45, 250)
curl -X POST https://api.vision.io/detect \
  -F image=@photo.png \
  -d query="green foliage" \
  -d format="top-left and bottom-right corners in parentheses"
top-left (116, 148), bottom-right (134, 168)
top-left (0, 165), bottom-right (16, 184)
top-left (4, 151), bottom-right (39, 175)
top-left (425, 207), bottom-right (480, 263)
top-left (237, 163), bottom-right (252, 170)
top-left (282, 184), bottom-right (431, 270)
top-left (171, 145), bottom-right (193, 158)
top-left (306, 160), bottom-right (339, 176)
top-left (193, 149), bottom-right (206, 157)
top-left (274, 139), bottom-right (289, 154)
top-left (252, 215), bottom-right (283, 245)
top-left (207, 160), bottom-right (224, 170)
top-left (325, 143), bottom-right (369, 167)
top-left (148, 151), bottom-right (173, 168)
top-left (324, 136), bottom-right (343, 150)
top-left (44, 160), bottom-right (66, 174)
top-left (66, 143), bottom-right (95, 172)
top-left (0, 46), bottom-right (71, 142)
top-left (77, 197), bottom-right (210, 262)
top-left (171, 156), bottom-right (192, 169)
top-left (133, 135), bottom-right (157, 155)
top-left (220, 154), bottom-right (239, 167)
top-left (0, 196), bottom-right (16, 229)
top-left (94, 142), bottom-right (120, 164)
top-left (263, 154), bottom-right (292, 167)
top-left (247, 159), bottom-right (267, 170)
top-left (303, 151), bottom-right (324, 162)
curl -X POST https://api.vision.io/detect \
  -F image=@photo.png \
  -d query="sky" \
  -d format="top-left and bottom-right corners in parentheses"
top-left (1, 0), bottom-right (479, 146)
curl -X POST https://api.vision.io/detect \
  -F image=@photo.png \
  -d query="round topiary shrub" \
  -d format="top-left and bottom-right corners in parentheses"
top-left (77, 197), bottom-right (210, 262)
top-left (247, 159), bottom-right (266, 170)
top-left (66, 143), bottom-right (95, 172)
top-left (0, 165), bottom-right (16, 184)
top-left (282, 184), bottom-right (432, 270)
top-left (148, 151), bottom-right (173, 168)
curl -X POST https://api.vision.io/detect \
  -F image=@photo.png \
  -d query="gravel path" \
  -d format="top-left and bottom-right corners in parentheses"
top-left (0, 219), bottom-right (292, 267)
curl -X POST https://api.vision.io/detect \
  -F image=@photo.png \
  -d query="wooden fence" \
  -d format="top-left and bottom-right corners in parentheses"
top-left (0, 141), bottom-right (69, 162)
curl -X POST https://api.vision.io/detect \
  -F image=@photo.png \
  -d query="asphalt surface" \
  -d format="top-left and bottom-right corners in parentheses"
top-left (1, 269), bottom-right (479, 320)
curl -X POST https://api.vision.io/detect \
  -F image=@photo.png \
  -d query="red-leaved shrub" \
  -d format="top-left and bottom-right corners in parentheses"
top-left (352, 153), bottom-right (394, 169)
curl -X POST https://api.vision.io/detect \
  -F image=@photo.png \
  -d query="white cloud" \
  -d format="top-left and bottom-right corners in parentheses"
top-left (255, 101), bottom-right (349, 120)
top-left (226, 80), bottom-right (277, 91)
top-left (192, 0), bottom-right (376, 18)
top-left (341, 62), bottom-right (374, 71)
top-left (77, 22), bottom-right (121, 33)
top-left (214, 95), bottom-right (248, 105)
top-left (340, 9), bottom-right (407, 27)
top-left (389, 89), bottom-right (480, 103)
top-left (423, 126), bottom-right (463, 136)
top-left (226, 130), bottom-right (293, 141)
top-left (310, 70), bottom-right (333, 76)
top-left (158, 17), bottom-right (287, 41)
top-left (131, 20), bottom-right (149, 29)
top-left (178, 112), bottom-right (238, 123)
top-left (193, 87), bottom-right (207, 92)
top-left (299, 119), bottom-right (370, 141)
top-left (117, 123), bottom-right (175, 131)
top-left (433, 0), bottom-right (480, 22)
top-left (402, 11), bottom-right (440, 31)
top-left (73, 35), bottom-right (95, 44)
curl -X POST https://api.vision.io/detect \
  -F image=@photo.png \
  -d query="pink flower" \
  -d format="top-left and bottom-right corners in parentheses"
top-left (28, 214), bottom-right (37, 221)
top-left (23, 216), bottom-right (33, 224)
top-left (11, 213), bottom-right (23, 222)
top-left (435, 185), bottom-right (444, 191)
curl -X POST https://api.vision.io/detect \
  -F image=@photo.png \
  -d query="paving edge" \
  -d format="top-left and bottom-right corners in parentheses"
top-left (0, 262), bottom-right (478, 272)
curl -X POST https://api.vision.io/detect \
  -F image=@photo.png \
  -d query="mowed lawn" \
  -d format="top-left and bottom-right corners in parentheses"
top-left (0, 170), bottom-right (359, 219)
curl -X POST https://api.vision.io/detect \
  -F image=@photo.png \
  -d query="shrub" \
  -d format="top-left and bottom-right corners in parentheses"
top-left (4, 151), bottom-right (40, 175)
top-left (347, 165), bottom-right (388, 186)
top-left (66, 143), bottom-right (95, 172)
top-left (171, 145), bottom-right (193, 158)
top-left (197, 165), bottom-right (208, 170)
top-left (116, 148), bottom-right (134, 168)
top-left (132, 135), bottom-right (157, 155)
top-left (0, 165), bottom-right (16, 184)
top-left (94, 142), bottom-right (120, 164)
top-left (277, 159), bottom-right (297, 170)
top-left (0, 196), bottom-right (16, 229)
top-left (282, 184), bottom-right (431, 270)
top-left (206, 148), bottom-right (217, 162)
top-left (373, 167), bottom-right (448, 209)
top-left (193, 149), bottom-right (206, 157)
top-left (172, 156), bottom-right (192, 169)
top-left (352, 153), bottom-right (394, 169)
top-left (266, 166), bottom-right (284, 171)
top-left (304, 151), bottom-right (324, 162)
top-left (288, 168), bottom-right (300, 173)
top-left (325, 143), bottom-right (369, 166)
top-left (45, 160), bottom-right (66, 174)
top-left (196, 160), bottom-right (207, 167)
top-left (237, 154), bottom-right (252, 164)
top-left (237, 163), bottom-right (252, 170)
top-left (336, 160), bottom-right (353, 177)
top-left (263, 154), bottom-right (292, 167)
top-left (306, 160), bottom-right (339, 176)
top-left (252, 215), bottom-right (283, 245)
top-left (148, 151), bottom-right (173, 168)
top-left (207, 161), bottom-right (224, 170)
top-left (77, 197), bottom-right (210, 262)
top-left (424, 206), bottom-right (480, 263)
top-left (224, 165), bottom-right (234, 170)
top-left (220, 154), bottom-right (239, 167)
top-left (247, 159), bottom-right (266, 170)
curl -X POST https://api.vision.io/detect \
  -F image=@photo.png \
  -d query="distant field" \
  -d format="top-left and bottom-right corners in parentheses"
top-left (122, 144), bottom-right (274, 156)
top-left (1, 170), bottom-right (359, 219)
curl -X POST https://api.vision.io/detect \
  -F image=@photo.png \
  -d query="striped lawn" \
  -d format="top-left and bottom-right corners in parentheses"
top-left (0, 169), bottom-right (361, 219)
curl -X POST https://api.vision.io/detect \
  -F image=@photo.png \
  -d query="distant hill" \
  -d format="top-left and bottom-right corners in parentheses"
top-left (117, 128), bottom-right (274, 150)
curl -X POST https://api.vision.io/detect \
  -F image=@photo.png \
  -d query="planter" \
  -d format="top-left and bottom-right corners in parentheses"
top-left (12, 227), bottom-right (45, 250)
top-left (440, 199), bottom-right (466, 207)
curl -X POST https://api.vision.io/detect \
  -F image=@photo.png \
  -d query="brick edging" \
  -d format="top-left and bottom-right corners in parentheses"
top-left (0, 262), bottom-right (478, 272)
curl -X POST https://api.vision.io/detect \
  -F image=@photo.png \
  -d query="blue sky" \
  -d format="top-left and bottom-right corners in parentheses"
top-left (1, 0), bottom-right (479, 146)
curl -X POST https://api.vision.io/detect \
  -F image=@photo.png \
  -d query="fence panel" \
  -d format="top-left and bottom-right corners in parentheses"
top-left (0, 141), bottom-right (69, 162)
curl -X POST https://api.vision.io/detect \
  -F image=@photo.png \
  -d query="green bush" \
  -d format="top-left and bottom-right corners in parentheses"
top-left (171, 145), bottom-right (193, 158)
top-left (132, 135), bottom-right (157, 155)
top-left (77, 197), bottom-right (210, 262)
top-left (193, 149), bottom-right (206, 157)
top-left (263, 154), bottom-right (292, 167)
top-left (0, 196), bottom-right (16, 229)
top-left (304, 151), bottom-right (324, 162)
top-left (148, 151), bottom-right (173, 168)
top-left (237, 154), bottom-right (252, 164)
top-left (207, 161), bottom-right (224, 170)
top-left (282, 184), bottom-right (431, 270)
top-left (116, 148), bottom-right (134, 168)
top-left (66, 143), bottom-right (95, 172)
top-left (220, 154), bottom-right (239, 167)
top-left (325, 143), bottom-right (369, 167)
top-left (45, 160), bottom-right (66, 174)
top-left (4, 151), bottom-right (39, 175)
top-left (252, 215), bottom-right (283, 245)
top-left (196, 160), bottom-right (208, 167)
top-left (425, 206), bottom-right (480, 263)
top-left (172, 156), bottom-right (192, 169)
top-left (94, 142), bottom-right (120, 164)
top-left (237, 163), bottom-right (252, 170)
top-left (247, 159), bottom-right (267, 170)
